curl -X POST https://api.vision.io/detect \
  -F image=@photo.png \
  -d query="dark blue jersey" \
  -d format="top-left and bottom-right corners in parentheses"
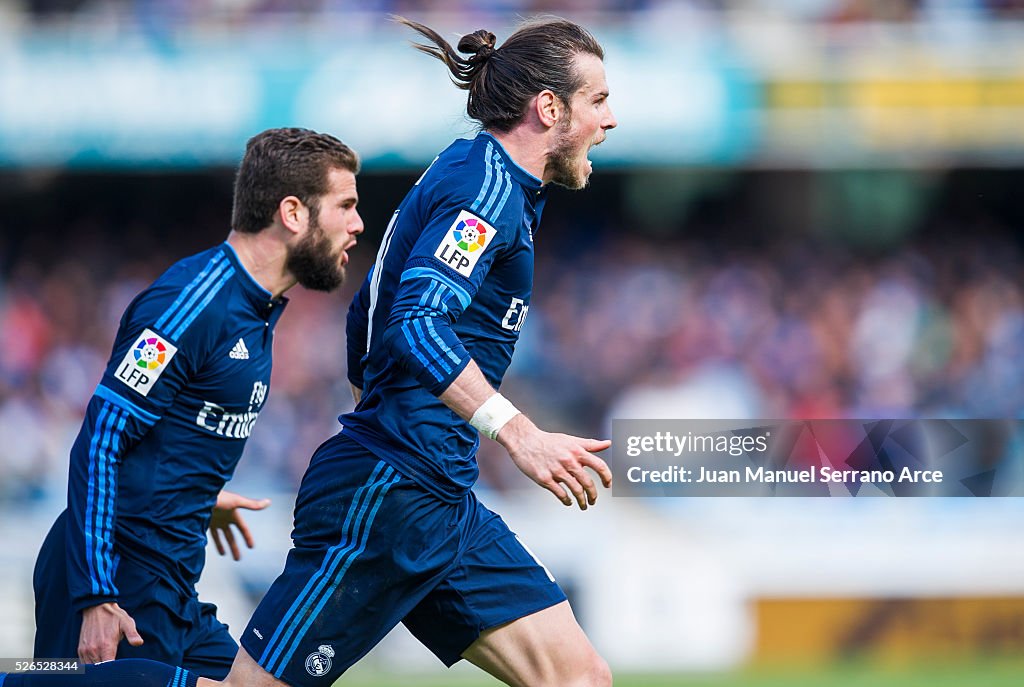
top-left (344, 132), bottom-right (545, 502)
top-left (64, 242), bottom-right (286, 610)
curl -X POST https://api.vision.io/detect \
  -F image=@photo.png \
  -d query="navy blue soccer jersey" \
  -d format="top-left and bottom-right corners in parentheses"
top-left (344, 132), bottom-right (545, 502)
top-left (63, 242), bottom-right (285, 611)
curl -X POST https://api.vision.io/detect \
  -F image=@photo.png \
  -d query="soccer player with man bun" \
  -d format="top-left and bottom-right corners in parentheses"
top-left (236, 16), bottom-right (617, 687)
top-left (3, 15), bottom-right (617, 687)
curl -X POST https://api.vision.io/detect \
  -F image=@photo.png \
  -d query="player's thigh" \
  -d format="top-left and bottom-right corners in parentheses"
top-left (402, 497), bottom-right (572, 673)
top-left (239, 435), bottom-right (460, 687)
top-left (463, 601), bottom-right (611, 687)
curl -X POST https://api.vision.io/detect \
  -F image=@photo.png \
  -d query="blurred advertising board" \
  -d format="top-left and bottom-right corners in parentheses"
top-left (756, 597), bottom-right (1024, 663)
top-left (0, 28), bottom-right (754, 169)
top-left (4, 22), bottom-right (1024, 169)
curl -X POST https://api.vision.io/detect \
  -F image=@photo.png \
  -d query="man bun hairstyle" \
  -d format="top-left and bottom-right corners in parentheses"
top-left (232, 127), bottom-right (360, 234)
top-left (395, 15), bottom-right (604, 133)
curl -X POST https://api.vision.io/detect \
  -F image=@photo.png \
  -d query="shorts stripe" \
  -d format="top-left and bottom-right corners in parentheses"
top-left (274, 469), bottom-right (402, 674)
top-left (260, 462), bottom-right (397, 674)
top-left (265, 465), bottom-right (400, 675)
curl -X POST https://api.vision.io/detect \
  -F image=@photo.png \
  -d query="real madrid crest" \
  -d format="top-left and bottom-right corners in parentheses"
top-left (305, 644), bottom-right (335, 677)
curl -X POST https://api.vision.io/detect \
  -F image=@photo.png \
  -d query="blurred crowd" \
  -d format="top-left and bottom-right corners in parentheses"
top-left (1, 180), bottom-right (1022, 500)
top-left (4, 0), bottom-right (1024, 29)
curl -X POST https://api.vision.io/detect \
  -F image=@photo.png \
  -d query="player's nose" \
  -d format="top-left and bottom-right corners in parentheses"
top-left (603, 105), bottom-right (618, 131)
top-left (351, 211), bottom-right (365, 235)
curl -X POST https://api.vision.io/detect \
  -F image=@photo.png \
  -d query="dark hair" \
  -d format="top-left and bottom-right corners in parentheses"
top-left (231, 127), bottom-right (360, 234)
top-left (396, 15), bottom-right (604, 133)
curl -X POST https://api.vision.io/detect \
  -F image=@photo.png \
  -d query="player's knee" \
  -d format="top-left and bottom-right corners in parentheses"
top-left (555, 651), bottom-right (611, 687)
top-left (583, 653), bottom-right (613, 687)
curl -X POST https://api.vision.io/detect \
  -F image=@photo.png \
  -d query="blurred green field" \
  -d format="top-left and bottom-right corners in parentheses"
top-left (338, 659), bottom-right (1024, 686)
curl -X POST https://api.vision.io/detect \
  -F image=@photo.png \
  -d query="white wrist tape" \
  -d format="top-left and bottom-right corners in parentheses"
top-left (469, 393), bottom-right (521, 440)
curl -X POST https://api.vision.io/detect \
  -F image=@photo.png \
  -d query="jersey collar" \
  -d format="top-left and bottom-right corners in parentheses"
top-left (220, 241), bottom-right (288, 315)
top-left (478, 131), bottom-right (544, 192)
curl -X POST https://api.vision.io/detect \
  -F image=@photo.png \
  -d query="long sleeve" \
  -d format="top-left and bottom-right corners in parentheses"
top-left (382, 208), bottom-right (508, 396)
top-left (346, 270), bottom-right (373, 391)
top-left (65, 295), bottom-right (203, 612)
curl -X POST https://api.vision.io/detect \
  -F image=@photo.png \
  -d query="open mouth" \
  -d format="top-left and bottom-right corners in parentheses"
top-left (340, 240), bottom-right (357, 264)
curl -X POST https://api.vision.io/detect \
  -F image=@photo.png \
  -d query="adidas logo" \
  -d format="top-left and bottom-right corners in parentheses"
top-left (229, 338), bottom-right (249, 360)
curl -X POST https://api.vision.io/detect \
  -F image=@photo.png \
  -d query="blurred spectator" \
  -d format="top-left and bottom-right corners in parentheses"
top-left (11, 0), bottom-right (1024, 29)
top-left (3, 183), bottom-right (1022, 503)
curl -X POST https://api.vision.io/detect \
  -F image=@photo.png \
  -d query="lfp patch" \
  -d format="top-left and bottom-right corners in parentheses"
top-left (433, 210), bottom-right (497, 277)
top-left (114, 328), bottom-right (178, 397)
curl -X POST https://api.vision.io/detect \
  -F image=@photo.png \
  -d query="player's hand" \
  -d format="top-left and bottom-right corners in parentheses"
top-left (496, 414), bottom-right (612, 510)
top-left (78, 602), bottom-right (143, 663)
top-left (210, 490), bottom-right (271, 561)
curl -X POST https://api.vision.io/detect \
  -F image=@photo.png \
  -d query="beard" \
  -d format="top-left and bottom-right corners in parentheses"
top-left (285, 206), bottom-right (346, 292)
top-left (548, 114), bottom-right (590, 191)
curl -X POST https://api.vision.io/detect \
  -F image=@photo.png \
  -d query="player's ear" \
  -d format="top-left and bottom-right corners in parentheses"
top-left (535, 90), bottom-right (562, 128)
top-left (278, 196), bottom-right (307, 235)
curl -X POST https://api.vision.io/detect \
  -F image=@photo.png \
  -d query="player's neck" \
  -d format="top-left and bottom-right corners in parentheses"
top-left (487, 128), bottom-right (548, 185)
top-left (226, 230), bottom-right (296, 298)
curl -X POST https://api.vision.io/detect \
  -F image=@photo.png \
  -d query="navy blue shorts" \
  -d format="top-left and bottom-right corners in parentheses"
top-left (32, 511), bottom-right (237, 680)
top-left (240, 433), bottom-right (565, 686)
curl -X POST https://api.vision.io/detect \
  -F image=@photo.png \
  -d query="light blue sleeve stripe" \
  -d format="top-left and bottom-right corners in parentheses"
top-left (94, 408), bottom-right (119, 592)
top-left (99, 411), bottom-right (126, 592)
top-left (163, 260), bottom-right (230, 337)
top-left (94, 384), bottom-right (159, 424)
top-left (84, 403), bottom-right (112, 595)
top-left (425, 284), bottom-right (463, 366)
top-left (155, 252), bottom-right (224, 331)
top-left (491, 171), bottom-right (514, 221)
top-left (411, 318), bottom-right (453, 375)
top-left (480, 155), bottom-right (506, 218)
top-left (172, 267), bottom-right (235, 339)
top-left (400, 268), bottom-right (471, 310)
top-left (470, 141), bottom-right (495, 212)
top-left (402, 322), bottom-right (444, 382)
top-left (428, 280), bottom-right (447, 312)
top-left (425, 317), bottom-right (462, 366)
top-left (417, 280), bottom-right (439, 310)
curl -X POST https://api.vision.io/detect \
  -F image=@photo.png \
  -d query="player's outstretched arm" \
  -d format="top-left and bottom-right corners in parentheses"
top-left (439, 360), bottom-right (612, 509)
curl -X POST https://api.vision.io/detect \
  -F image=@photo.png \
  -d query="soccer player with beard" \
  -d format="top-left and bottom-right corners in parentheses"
top-left (229, 17), bottom-right (618, 687)
top-left (29, 128), bottom-right (363, 679)
top-left (3, 16), bottom-right (617, 687)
